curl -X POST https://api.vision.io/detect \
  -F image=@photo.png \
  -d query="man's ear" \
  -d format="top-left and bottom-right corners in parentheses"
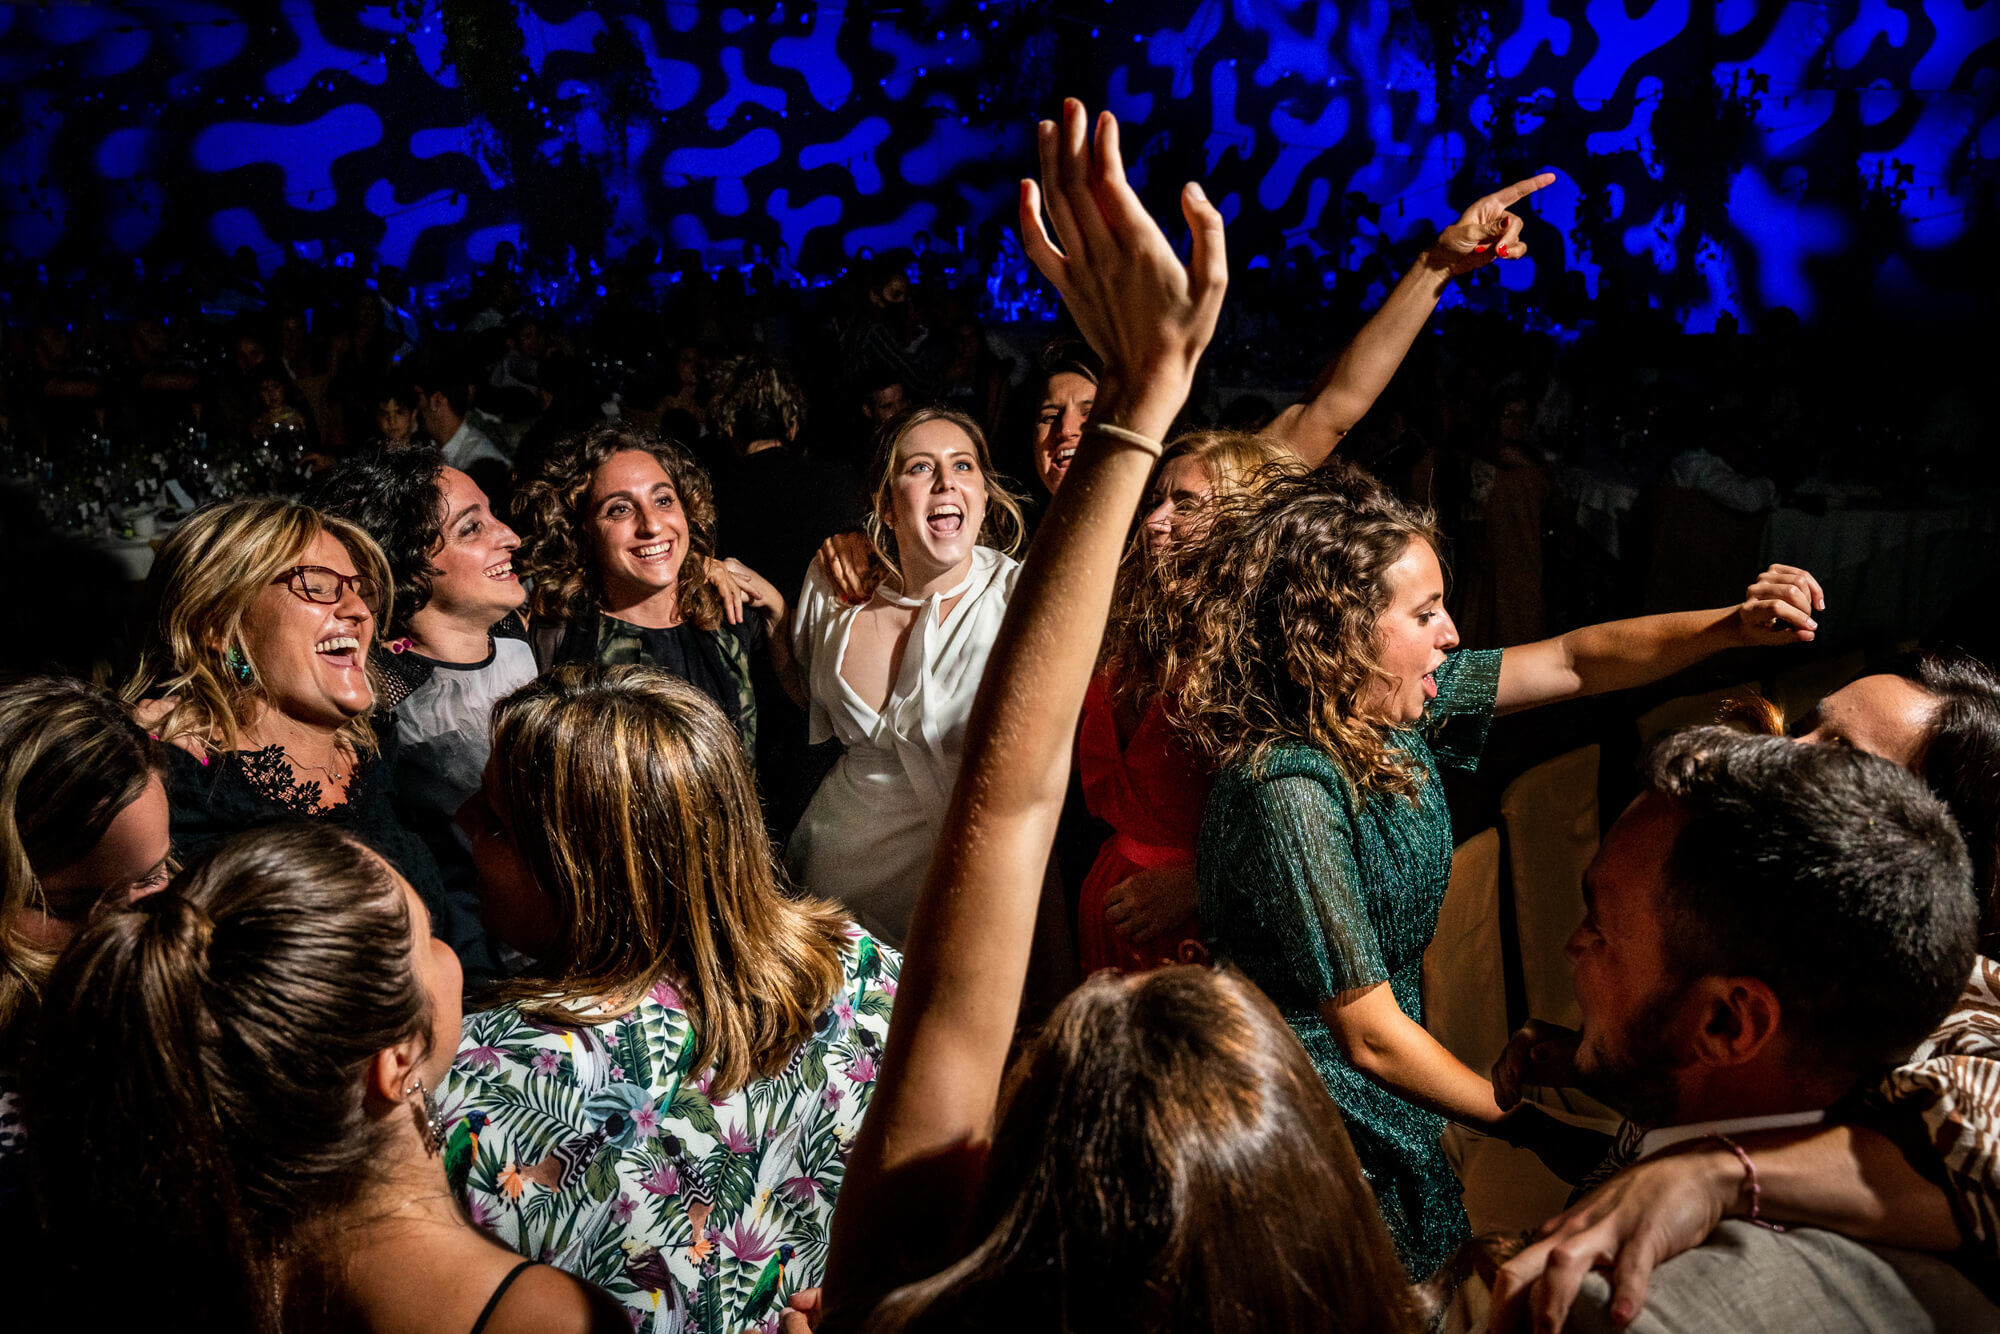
top-left (1688, 975), bottom-right (1782, 1068)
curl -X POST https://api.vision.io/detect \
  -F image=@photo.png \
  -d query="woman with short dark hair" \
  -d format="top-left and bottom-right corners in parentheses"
top-left (307, 446), bottom-right (533, 981)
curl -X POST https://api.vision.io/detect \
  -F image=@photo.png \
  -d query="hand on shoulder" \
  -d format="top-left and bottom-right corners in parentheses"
top-left (130, 697), bottom-right (208, 758)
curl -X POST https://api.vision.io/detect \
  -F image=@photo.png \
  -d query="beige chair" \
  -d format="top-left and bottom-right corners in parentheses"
top-left (1499, 745), bottom-right (1600, 1031)
top-left (1429, 827), bottom-right (1585, 1236)
top-left (1634, 683), bottom-right (1762, 748)
top-left (1423, 829), bottom-right (1508, 1076)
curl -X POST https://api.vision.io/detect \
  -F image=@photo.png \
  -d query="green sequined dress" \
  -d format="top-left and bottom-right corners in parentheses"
top-left (1196, 648), bottom-right (1503, 1280)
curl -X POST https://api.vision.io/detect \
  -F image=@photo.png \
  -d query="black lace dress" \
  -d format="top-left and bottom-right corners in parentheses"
top-left (164, 728), bottom-right (446, 911)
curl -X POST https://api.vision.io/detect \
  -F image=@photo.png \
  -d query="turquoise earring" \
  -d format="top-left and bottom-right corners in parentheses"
top-left (226, 648), bottom-right (252, 681)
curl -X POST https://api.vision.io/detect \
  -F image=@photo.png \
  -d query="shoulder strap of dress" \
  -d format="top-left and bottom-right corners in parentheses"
top-left (468, 1261), bottom-right (538, 1334)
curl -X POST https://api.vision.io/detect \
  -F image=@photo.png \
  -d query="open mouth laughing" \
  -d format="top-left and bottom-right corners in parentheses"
top-left (314, 634), bottom-right (362, 669)
top-left (926, 502), bottom-right (964, 538)
top-left (631, 540), bottom-right (676, 565)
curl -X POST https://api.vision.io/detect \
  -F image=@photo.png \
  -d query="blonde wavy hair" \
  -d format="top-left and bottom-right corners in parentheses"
top-left (1159, 429), bottom-right (1300, 504)
top-left (123, 499), bottom-right (392, 759)
top-left (515, 424), bottom-right (727, 631)
top-left (1120, 467), bottom-right (1441, 799)
top-left (863, 406), bottom-right (1027, 573)
top-left (484, 664), bottom-right (855, 1098)
top-left (0, 675), bottom-right (165, 1044)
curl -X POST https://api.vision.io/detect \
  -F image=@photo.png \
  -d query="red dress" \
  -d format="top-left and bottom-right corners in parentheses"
top-left (1075, 672), bottom-right (1213, 974)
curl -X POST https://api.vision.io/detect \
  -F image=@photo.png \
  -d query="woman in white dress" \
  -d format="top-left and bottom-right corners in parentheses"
top-left (785, 407), bottom-right (1027, 945)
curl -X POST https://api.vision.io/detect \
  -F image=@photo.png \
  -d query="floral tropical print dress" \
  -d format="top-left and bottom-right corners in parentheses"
top-left (442, 929), bottom-right (898, 1333)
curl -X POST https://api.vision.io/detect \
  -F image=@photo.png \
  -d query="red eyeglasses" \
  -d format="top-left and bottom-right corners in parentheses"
top-left (274, 565), bottom-right (383, 617)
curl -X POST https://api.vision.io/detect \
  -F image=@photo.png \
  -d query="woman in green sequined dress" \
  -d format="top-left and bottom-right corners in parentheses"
top-left (1150, 473), bottom-right (1822, 1278)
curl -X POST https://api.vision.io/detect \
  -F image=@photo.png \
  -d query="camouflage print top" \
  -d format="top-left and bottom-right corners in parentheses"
top-left (541, 609), bottom-right (762, 756)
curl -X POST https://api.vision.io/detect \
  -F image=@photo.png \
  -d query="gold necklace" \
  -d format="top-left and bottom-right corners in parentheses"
top-left (282, 745), bottom-right (347, 782)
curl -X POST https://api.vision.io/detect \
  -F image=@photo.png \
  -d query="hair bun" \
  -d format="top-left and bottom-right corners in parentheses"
top-left (143, 891), bottom-right (216, 968)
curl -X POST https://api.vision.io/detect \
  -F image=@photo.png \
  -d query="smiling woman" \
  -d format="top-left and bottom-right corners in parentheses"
top-left (515, 425), bottom-right (796, 762)
top-left (307, 445), bottom-right (535, 985)
top-left (121, 498), bottom-right (448, 923)
top-left (784, 407), bottom-right (1031, 948)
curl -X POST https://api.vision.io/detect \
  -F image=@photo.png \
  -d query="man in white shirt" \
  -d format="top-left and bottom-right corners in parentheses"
top-left (415, 369), bottom-right (508, 471)
top-left (414, 364), bottom-right (511, 505)
top-left (1486, 729), bottom-right (1984, 1331)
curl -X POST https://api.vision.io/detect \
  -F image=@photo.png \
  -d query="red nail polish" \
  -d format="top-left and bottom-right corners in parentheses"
top-left (1497, 244), bottom-right (1509, 258)
top-left (1472, 244), bottom-right (1490, 253)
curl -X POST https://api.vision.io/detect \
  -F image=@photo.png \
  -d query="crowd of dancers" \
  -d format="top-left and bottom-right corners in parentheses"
top-left (3, 103), bottom-right (1998, 1334)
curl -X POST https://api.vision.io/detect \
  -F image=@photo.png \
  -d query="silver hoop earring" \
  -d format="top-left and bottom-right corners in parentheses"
top-left (407, 1076), bottom-right (444, 1155)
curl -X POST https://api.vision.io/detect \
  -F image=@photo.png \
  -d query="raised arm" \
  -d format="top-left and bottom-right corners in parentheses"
top-left (820, 100), bottom-right (1226, 1316)
top-left (1495, 564), bottom-right (1824, 714)
top-left (1265, 173), bottom-right (1556, 469)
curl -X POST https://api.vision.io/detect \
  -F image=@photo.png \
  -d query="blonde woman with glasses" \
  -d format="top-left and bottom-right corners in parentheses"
top-left (124, 498), bottom-right (448, 919)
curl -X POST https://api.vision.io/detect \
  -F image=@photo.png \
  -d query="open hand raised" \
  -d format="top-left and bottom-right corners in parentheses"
top-left (1020, 100), bottom-right (1226, 402)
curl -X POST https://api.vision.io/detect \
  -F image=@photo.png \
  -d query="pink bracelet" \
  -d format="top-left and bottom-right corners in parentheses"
top-left (1706, 1134), bottom-right (1786, 1232)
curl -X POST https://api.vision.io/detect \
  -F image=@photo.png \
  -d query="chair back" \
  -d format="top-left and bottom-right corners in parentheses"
top-left (1635, 682), bottom-right (1762, 748)
top-left (1422, 828), bottom-right (1507, 1073)
top-left (1499, 745), bottom-right (1600, 1029)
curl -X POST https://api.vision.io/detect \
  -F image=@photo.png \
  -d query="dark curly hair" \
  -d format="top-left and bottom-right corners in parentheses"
top-left (1126, 467), bottom-right (1440, 796)
top-left (709, 353), bottom-right (806, 452)
top-left (514, 424), bottom-right (725, 631)
top-left (302, 445), bottom-right (447, 640)
top-left (1726, 645), bottom-right (2000, 947)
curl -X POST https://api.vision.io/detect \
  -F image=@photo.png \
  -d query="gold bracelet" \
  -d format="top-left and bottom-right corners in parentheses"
top-left (1083, 422), bottom-right (1165, 458)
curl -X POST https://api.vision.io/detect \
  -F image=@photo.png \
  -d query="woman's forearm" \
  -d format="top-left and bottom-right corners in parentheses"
top-left (1323, 985), bottom-right (1506, 1131)
top-left (1267, 250), bottom-right (1455, 469)
top-left (822, 101), bottom-right (1225, 1316)
top-left (1497, 608), bottom-right (1742, 713)
top-left (1729, 1124), bottom-right (1962, 1250)
top-left (764, 607), bottom-right (807, 709)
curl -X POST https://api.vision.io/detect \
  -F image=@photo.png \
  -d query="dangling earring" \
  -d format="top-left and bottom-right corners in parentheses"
top-left (226, 648), bottom-right (253, 682)
top-left (407, 1076), bottom-right (444, 1155)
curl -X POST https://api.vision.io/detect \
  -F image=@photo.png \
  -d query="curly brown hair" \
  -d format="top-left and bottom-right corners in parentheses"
top-left (514, 424), bottom-right (725, 632)
top-left (1115, 467), bottom-right (1441, 798)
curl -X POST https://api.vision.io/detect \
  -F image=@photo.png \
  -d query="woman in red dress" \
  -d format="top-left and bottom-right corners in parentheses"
top-left (1077, 430), bottom-right (1295, 972)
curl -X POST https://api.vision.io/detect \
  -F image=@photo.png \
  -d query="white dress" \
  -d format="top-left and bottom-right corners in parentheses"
top-left (785, 545), bottom-right (1022, 946)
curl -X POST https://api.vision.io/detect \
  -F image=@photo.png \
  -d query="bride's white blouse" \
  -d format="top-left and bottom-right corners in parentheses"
top-left (784, 545), bottom-right (1022, 946)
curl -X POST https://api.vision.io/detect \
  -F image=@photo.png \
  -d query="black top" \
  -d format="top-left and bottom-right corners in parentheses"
top-left (538, 609), bottom-right (762, 749)
top-left (710, 446), bottom-right (868, 603)
top-left (164, 728), bottom-right (446, 910)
